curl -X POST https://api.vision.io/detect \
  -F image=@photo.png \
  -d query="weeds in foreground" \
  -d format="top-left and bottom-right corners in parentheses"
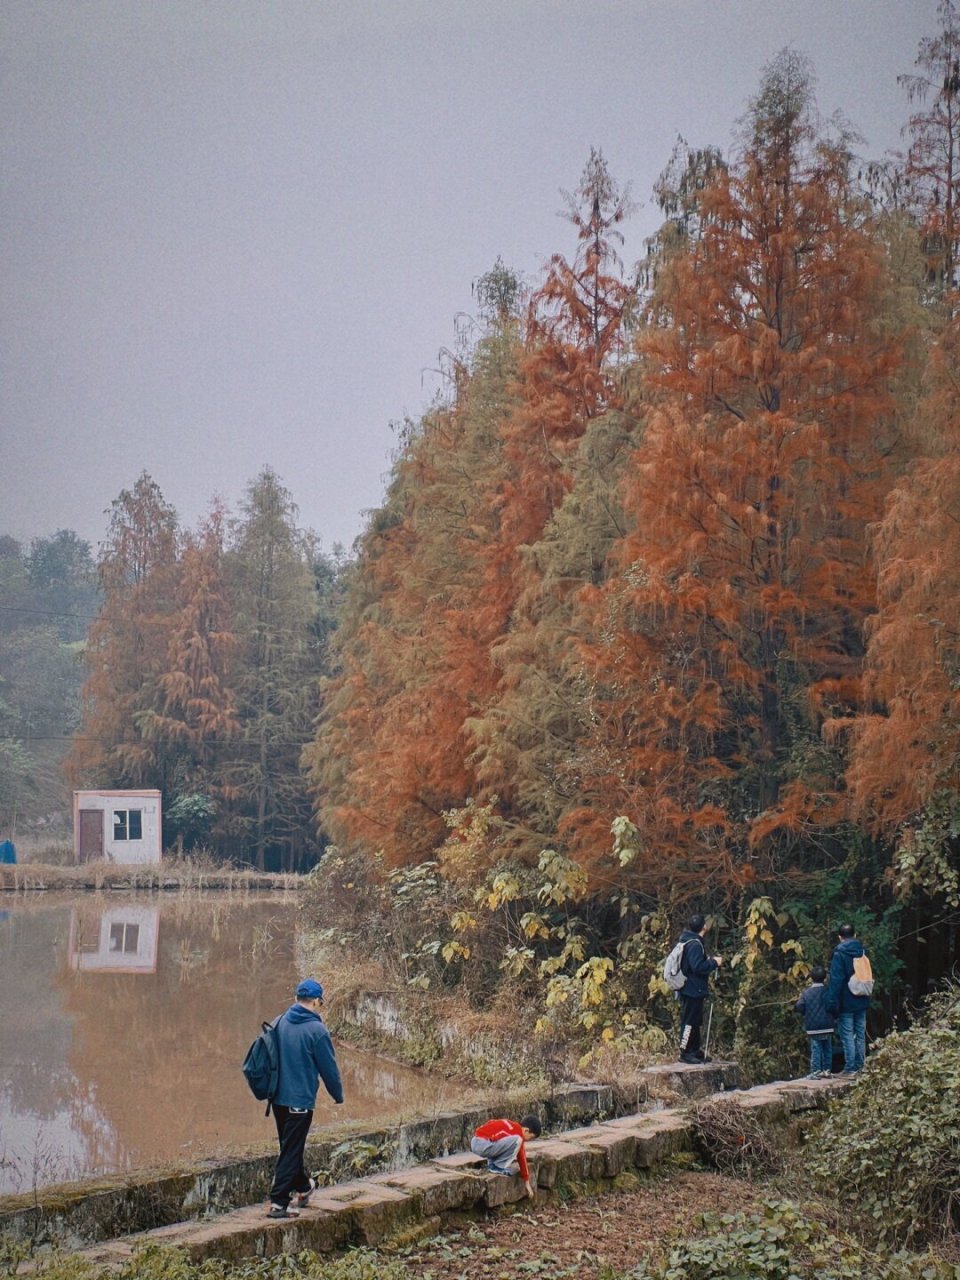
top-left (625, 1200), bottom-right (960, 1280)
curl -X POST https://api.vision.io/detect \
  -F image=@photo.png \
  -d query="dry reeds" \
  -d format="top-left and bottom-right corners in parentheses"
top-left (691, 1097), bottom-right (783, 1175)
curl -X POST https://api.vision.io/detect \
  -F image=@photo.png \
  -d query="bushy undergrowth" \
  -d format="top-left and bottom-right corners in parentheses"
top-left (306, 846), bottom-right (896, 1088)
top-left (808, 983), bottom-right (960, 1246)
top-left (621, 1200), bottom-right (959, 1280)
top-left (0, 1242), bottom-right (406, 1280)
top-left (8, 1207), bottom-right (955, 1280)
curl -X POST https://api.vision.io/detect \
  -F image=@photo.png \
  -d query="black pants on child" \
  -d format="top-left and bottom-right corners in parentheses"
top-left (270, 1104), bottom-right (314, 1207)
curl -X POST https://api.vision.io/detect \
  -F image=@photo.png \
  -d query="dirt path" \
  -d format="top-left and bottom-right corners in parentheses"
top-left (387, 1169), bottom-right (767, 1279)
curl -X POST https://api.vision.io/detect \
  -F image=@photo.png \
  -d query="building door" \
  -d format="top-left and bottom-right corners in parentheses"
top-left (78, 809), bottom-right (104, 862)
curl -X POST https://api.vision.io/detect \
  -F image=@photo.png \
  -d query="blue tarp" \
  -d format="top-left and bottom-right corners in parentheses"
top-left (0, 840), bottom-right (16, 864)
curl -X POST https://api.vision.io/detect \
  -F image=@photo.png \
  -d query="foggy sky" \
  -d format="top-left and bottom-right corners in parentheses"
top-left (1, 1), bottom-right (936, 557)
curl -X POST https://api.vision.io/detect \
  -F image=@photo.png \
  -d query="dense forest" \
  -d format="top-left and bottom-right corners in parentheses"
top-left (1, 470), bottom-right (343, 870)
top-left (0, 530), bottom-right (99, 831)
top-left (4, 14), bottom-right (960, 1047)
top-left (302, 32), bottom-right (960, 1044)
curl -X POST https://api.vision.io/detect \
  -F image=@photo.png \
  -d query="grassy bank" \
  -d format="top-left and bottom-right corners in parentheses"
top-left (0, 858), bottom-right (301, 893)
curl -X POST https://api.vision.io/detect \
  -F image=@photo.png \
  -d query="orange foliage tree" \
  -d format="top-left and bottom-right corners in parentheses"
top-left (567, 52), bottom-right (901, 897)
top-left (309, 153), bottom-right (636, 873)
top-left (142, 503), bottom-right (240, 814)
top-left (307, 291), bottom-right (523, 866)
top-left (465, 152), bottom-right (635, 858)
top-left (67, 472), bottom-right (180, 791)
top-left (849, 318), bottom-right (960, 902)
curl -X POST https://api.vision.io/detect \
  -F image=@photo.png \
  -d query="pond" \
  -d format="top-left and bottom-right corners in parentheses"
top-left (0, 892), bottom-right (466, 1196)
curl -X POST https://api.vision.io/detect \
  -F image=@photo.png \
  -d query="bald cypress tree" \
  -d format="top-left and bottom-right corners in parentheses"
top-left (466, 152), bottom-right (636, 862)
top-left (569, 53), bottom-right (900, 895)
top-left (67, 472), bottom-right (180, 791)
top-left (899, 0), bottom-right (960, 309)
top-left (144, 504), bottom-right (240, 848)
top-left (225, 469), bottom-right (321, 870)
top-left (307, 279), bottom-right (523, 867)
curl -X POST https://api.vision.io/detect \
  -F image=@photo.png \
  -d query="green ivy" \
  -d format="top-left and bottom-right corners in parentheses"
top-left (619, 1200), bottom-right (959, 1279)
top-left (808, 983), bottom-right (960, 1247)
top-left (894, 791), bottom-right (960, 907)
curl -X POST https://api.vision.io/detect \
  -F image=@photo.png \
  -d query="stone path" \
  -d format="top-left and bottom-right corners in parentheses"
top-left (71, 1072), bottom-right (846, 1269)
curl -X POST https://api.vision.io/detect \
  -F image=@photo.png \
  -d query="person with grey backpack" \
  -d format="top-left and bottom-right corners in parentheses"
top-left (670, 913), bottom-right (722, 1064)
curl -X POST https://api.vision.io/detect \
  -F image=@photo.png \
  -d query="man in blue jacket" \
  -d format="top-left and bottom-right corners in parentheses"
top-left (677, 914), bottom-right (722, 1064)
top-left (825, 923), bottom-right (871, 1075)
top-left (268, 978), bottom-right (344, 1219)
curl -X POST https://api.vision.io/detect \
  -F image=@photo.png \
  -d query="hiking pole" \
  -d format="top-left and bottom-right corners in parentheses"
top-left (703, 999), bottom-right (714, 1058)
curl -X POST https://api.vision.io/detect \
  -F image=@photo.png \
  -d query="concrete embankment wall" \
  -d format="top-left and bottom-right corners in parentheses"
top-left (74, 1074), bottom-right (843, 1270)
top-left (0, 1083), bottom-right (622, 1250)
top-left (0, 1069), bottom-right (740, 1252)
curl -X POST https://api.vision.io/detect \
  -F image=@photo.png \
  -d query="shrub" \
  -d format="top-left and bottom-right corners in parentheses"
top-left (808, 983), bottom-right (960, 1246)
top-left (621, 1200), bottom-right (959, 1279)
top-left (1, 1243), bottom-right (409, 1280)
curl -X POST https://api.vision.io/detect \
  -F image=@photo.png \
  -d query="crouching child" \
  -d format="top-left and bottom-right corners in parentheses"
top-left (470, 1114), bottom-right (541, 1198)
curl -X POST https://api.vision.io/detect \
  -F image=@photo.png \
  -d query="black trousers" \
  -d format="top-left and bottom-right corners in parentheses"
top-left (270, 1104), bottom-right (314, 1206)
top-left (679, 994), bottom-right (706, 1055)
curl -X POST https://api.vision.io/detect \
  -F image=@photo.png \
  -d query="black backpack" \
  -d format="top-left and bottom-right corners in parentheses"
top-left (242, 1016), bottom-right (282, 1114)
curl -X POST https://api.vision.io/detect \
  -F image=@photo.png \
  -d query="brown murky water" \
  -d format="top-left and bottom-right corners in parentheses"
top-left (0, 893), bottom-right (468, 1195)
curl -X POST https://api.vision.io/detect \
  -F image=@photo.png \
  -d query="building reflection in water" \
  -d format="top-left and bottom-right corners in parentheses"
top-left (69, 905), bottom-right (160, 973)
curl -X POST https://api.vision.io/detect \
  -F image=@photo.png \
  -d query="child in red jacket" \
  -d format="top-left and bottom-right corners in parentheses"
top-left (470, 1114), bottom-right (541, 1198)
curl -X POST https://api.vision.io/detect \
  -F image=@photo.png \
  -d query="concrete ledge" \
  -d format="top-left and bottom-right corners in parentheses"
top-left (615, 1111), bottom-right (694, 1167)
top-left (0, 1092), bottom-right (596, 1249)
top-left (528, 1138), bottom-right (606, 1189)
top-left (546, 1083), bottom-right (614, 1125)
top-left (1, 1074), bottom-right (732, 1251)
top-left (639, 1060), bottom-right (743, 1100)
top-left (368, 1166), bottom-right (485, 1216)
top-left (559, 1126), bottom-right (638, 1178)
top-left (427, 1152), bottom-right (529, 1209)
top-left (14, 1071), bottom-right (853, 1266)
top-left (306, 1181), bottom-right (419, 1246)
top-left (78, 1202), bottom-right (359, 1268)
top-left (69, 1074), bottom-right (852, 1269)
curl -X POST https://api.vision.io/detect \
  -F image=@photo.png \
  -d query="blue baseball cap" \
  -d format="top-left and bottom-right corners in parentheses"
top-left (296, 978), bottom-right (324, 1000)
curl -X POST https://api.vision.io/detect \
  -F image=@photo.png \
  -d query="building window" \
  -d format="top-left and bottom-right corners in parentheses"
top-left (113, 809), bottom-right (143, 841)
top-left (109, 922), bottom-right (141, 954)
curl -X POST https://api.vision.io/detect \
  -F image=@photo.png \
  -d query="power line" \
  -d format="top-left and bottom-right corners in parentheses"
top-left (0, 737), bottom-right (317, 747)
top-left (0, 604), bottom-right (99, 622)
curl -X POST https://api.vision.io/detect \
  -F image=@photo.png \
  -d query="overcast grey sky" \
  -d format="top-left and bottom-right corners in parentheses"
top-left (1, 0), bottom-right (936, 556)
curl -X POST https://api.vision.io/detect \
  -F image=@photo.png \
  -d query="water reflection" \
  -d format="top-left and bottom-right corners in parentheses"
top-left (69, 904), bottom-right (160, 972)
top-left (0, 893), bottom-right (467, 1196)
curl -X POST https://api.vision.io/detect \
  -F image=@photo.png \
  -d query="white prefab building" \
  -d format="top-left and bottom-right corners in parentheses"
top-left (73, 790), bottom-right (163, 864)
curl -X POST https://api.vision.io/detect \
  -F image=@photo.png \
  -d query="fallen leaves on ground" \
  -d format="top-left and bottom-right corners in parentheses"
top-left (388, 1170), bottom-right (767, 1279)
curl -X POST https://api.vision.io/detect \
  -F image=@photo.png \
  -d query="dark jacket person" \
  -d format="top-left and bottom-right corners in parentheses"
top-left (268, 978), bottom-right (343, 1218)
top-left (677, 914), bottom-right (722, 1064)
top-left (825, 924), bottom-right (871, 1074)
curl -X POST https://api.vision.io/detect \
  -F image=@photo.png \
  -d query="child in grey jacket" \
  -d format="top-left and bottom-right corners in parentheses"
top-left (795, 965), bottom-right (834, 1078)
